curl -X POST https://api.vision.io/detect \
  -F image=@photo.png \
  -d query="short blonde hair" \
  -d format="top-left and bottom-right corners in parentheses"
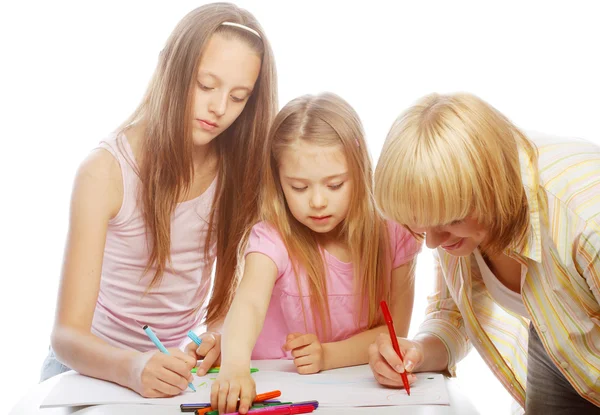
top-left (375, 93), bottom-right (536, 254)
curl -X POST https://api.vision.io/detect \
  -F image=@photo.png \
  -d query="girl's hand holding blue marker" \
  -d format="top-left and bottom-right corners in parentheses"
top-left (283, 332), bottom-right (326, 374)
top-left (184, 331), bottom-right (222, 376)
top-left (128, 348), bottom-right (196, 398)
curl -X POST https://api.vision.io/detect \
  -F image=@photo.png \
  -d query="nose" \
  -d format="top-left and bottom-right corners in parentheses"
top-left (209, 92), bottom-right (228, 117)
top-left (424, 228), bottom-right (449, 249)
top-left (309, 188), bottom-right (327, 209)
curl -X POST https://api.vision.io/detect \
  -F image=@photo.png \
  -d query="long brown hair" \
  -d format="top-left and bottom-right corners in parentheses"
top-left (259, 93), bottom-right (390, 339)
top-left (118, 3), bottom-right (277, 325)
top-left (375, 92), bottom-right (537, 255)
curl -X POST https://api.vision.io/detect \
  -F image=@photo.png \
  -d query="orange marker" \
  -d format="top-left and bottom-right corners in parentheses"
top-left (194, 390), bottom-right (282, 414)
top-left (254, 390), bottom-right (282, 402)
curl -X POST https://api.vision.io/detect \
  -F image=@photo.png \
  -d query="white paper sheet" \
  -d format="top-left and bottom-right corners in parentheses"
top-left (41, 362), bottom-right (449, 408)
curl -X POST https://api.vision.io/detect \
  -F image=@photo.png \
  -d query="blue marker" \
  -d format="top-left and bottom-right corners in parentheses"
top-left (142, 325), bottom-right (196, 392)
top-left (187, 330), bottom-right (203, 346)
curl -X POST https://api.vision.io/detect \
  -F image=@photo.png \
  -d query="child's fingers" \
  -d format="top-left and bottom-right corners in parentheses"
top-left (153, 376), bottom-right (185, 396)
top-left (286, 332), bottom-right (302, 342)
top-left (195, 333), bottom-right (217, 357)
top-left (216, 380), bottom-right (230, 415)
top-left (283, 333), bottom-right (315, 351)
top-left (196, 346), bottom-right (220, 376)
top-left (170, 348), bottom-right (197, 368)
top-left (210, 380), bottom-right (221, 410)
top-left (161, 353), bottom-right (194, 382)
top-left (226, 382), bottom-right (241, 414)
top-left (290, 344), bottom-right (312, 358)
top-left (293, 354), bottom-right (313, 367)
top-left (238, 382), bottom-right (256, 414)
top-left (296, 363), bottom-right (319, 375)
top-left (184, 341), bottom-right (199, 360)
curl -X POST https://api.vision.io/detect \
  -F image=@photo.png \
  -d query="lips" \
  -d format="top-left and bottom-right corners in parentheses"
top-left (442, 239), bottom-right (463, 250)
top-left (198, 119), bottom-right (218, 127)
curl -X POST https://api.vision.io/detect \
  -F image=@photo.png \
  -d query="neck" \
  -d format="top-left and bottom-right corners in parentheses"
top-left (315, 223), bottom-right (345, 246)
top-left (192, 141), bottom-right (217, 176)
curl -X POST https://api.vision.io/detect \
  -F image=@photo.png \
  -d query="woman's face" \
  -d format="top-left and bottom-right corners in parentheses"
top-left (409, 216), bottom-right (488, 256)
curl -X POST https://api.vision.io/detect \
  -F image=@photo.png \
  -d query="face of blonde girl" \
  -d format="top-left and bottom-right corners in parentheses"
top-left (191, 33), bottom-right (262, 146)
top-left (279, 142), bottom-right (352, 236)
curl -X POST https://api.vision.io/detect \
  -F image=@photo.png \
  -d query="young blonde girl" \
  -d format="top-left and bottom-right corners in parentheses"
top-left (45, 2), bottom-right (277, 398)
top-left (211, 92), bottom-right (421, 414)
top-left (370, 93), bottom-right (600, 414)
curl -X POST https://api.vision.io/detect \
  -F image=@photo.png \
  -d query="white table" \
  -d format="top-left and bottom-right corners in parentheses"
top-left (10, 361), bottom-right (480, 415)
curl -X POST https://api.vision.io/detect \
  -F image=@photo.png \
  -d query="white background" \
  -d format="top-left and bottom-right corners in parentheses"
top-left (1, 1), bottom-right (599, 414)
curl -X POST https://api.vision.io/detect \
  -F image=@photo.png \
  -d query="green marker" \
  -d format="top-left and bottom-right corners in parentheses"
top-left (191, 367), bottom-right (259, 374)
top-left (252, 402), bottom-right (292, 408)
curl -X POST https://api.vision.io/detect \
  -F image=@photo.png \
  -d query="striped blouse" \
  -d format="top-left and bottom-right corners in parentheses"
top-left (416, 132), bottom-right (600, 410)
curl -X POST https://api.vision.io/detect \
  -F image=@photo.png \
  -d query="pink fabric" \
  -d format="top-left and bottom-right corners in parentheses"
top-left (246, 221), bottom-right (421, 359)
top-left (90, 133), bottom-right (216, 351)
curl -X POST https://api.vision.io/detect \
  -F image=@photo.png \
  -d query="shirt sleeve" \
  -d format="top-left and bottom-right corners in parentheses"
top-left (245, 221), bottom-right (290, 276)
top-left (574, 220), bottom-right (600, 309)
top-left (415, 250), bottom-right (472, 376)
top-left (389, 221), bottom-right (423, 268)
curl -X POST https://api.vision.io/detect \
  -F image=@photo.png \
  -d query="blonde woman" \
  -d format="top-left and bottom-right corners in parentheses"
top-left (44, 3), bottom-right (278, 398)
top-left (370, 93), bottom-right (600, 414)
top-left (212, 93), bottom-right (421, 414)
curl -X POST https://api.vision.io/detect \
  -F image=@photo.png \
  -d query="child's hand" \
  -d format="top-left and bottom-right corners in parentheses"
top-left (210, 365), bottom-right (256, 414)
top-left (184, 331), bottom-right (221, 376)
top-left (368, 333), bottom-right (419, 388)
top-left (283, 332), bottom-right (325, 374)
top-left (127, 349), bottom-right (196, 397)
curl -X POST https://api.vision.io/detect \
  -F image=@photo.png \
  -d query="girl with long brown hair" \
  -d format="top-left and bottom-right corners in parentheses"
top-left (211, 92), bottom-right (421, 414)
top-left (43, 3), bottom-right (277, 398)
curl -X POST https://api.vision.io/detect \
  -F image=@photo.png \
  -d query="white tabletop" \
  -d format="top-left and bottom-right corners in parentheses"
top-left (10, 362), bottom-right (480, 415)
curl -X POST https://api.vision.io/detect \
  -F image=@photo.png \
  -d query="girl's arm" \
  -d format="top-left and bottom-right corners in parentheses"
top-left (320, 260), bottom-right (416, 370)
top-left (220, 252), bottom-right (279, 367)
top-left (212, 252), bottom-right (279, 414)
top-left (51, 149), bottom-right (136, 383)
top-left (50, 149), bottom-right (194, 396)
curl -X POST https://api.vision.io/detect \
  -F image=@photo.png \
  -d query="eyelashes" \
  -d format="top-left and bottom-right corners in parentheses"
top-left (290, 182), bottom-right (344, 192)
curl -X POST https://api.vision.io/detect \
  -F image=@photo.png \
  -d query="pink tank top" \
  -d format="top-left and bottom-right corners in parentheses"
top-left (91, 133), bottom-right (216, 351)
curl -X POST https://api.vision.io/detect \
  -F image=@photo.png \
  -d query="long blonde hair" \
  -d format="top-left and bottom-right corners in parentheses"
top-left (259, 92), bottom-right (390, 339)
top-left (118, 3), bottom-right (278, 325)
top-left (375, 92), bottom-right (538, 255)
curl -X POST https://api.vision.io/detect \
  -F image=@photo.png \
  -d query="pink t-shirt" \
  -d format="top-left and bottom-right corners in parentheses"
top-left (246, 221), bottom-right (421, 359)
top-left (90, 133), bottom-right (216, 351)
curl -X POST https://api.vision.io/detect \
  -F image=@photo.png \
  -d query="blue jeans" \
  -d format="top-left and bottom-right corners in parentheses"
top-left (526, 322), bottom-right (600, 413)
top-left (39, 346), bottom-right (71, 382)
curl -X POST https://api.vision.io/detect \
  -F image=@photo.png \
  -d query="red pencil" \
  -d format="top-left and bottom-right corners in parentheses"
top-left (380, 300), bottom-right (411, 395)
